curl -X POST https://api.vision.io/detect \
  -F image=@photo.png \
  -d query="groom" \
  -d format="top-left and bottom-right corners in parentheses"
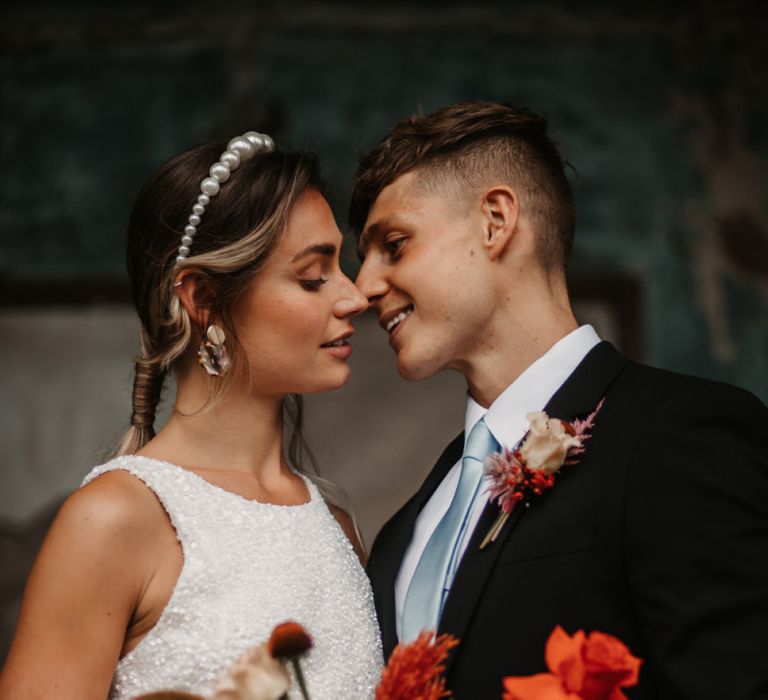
top-left (351, 102), bottom-right (768, 698)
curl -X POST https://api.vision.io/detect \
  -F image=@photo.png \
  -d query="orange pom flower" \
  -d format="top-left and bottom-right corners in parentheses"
top-left (267, 621), bottom-right (314, 700)
top-left (376, 631), bottom-right (459, 700)
top-left (267, 621), bottom-right (313, 660)
top-left (503, 626), bottom-right (641, 700)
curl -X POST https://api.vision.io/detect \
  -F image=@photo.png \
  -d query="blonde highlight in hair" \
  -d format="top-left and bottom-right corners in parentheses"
top-left (112, 143), bottom-right (323, 470)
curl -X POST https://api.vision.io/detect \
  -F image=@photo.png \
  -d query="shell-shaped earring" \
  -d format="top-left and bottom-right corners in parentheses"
top-left (198, 324), bottom-right (231, 377)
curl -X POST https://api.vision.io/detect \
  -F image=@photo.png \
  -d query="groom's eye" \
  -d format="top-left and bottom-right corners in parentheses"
top-left (384, 237), bottom-right (405, 259)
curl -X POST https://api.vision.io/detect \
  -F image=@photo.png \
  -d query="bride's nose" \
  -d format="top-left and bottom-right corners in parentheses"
top-left (334, 276), bottom-right (369, 318)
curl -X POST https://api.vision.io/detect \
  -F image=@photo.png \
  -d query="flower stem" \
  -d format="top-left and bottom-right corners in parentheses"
top-left (291, 658), bottom-right (311, 700)
top-left (480, 512), bottom-right (510, 549)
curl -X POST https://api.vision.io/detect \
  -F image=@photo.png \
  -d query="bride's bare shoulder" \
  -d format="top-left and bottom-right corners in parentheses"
top-left (47, 468), bottom-right (176, 568)
top-left (64, 468), bottom-right (168, 539)
top-left (0, 468), bottom-right (173, 698)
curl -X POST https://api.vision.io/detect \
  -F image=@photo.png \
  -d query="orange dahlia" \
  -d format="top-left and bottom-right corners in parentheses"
top-left (376, 631), bottom-right (459, 700)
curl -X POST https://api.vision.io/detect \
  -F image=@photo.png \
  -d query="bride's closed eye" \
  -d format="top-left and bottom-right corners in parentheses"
top-left (299, 277), bottom-right (328, 291)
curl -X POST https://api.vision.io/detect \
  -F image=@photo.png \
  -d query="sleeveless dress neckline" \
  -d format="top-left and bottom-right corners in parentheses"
top-left (130, 454), bottom-right (315, 508)
top-left (105, 456), bottom-right (318, 670)
top-left (81, 455), bottom-right (383, 699)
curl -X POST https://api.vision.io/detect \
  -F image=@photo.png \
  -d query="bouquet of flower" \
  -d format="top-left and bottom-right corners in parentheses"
top-left (136, 621), bottom-right (639, 700)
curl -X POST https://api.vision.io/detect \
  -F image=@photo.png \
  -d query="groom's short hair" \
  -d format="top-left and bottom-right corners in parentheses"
top-left (349, 101), bottom-right (575, 272)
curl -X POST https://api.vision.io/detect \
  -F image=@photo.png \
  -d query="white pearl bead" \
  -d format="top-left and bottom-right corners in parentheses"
top-left (178, 131), bottom-right (277, 272)
top-left (201, 177), bottom-right (220, 196)
top-left (220, 150), bottom-right (240, 170)
top-left (228, 137), bottom-right (255, 161)
top-left (244, 131), bottom-right (265, 148)
top-left (210, 163), bottom-right (230, 183)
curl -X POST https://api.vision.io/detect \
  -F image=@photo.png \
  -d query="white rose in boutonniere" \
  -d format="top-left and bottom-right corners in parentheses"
top-left (480, 399), bottom-right (605, 549)
top-left (520, 412), bottom-right (582, 474)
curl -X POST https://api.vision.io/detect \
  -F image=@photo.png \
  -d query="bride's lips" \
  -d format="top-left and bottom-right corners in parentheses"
top-left (321, 330), bottom-right (354, 359)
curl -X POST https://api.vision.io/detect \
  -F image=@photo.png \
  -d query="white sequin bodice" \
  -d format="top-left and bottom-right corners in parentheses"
top-left (81, 456), bottom-right (382, 699)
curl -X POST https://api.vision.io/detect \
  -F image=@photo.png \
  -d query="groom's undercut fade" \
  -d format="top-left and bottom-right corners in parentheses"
top-left (349, 101), bottom-right (576, 272)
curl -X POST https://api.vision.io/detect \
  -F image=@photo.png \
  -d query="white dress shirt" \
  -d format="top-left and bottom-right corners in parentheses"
top-left (394, 325), bottom-right (601, 639)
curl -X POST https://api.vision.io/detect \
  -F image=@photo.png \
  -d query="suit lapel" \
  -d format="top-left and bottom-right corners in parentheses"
top-left (438, 342), bottom-right (630, 660)
top-left (544, 342), bottom-right (629, 421)
top-left (374, 432), bottom-right (465, 657)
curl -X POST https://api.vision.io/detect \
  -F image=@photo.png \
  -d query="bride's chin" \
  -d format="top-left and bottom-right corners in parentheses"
top-left (303, 367), bottom-right (353, 395)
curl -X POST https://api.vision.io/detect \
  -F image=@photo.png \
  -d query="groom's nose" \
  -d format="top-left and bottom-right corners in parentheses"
top-left (355, 257), bottom-right (389, 304)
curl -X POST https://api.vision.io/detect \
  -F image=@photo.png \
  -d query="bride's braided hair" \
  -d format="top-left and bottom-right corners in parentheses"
top-left (113, 138), bottom-right (322, 466)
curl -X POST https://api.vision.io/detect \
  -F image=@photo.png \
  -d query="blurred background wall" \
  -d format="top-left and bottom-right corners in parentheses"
top-left (1, 0), bottom-right (767, 662)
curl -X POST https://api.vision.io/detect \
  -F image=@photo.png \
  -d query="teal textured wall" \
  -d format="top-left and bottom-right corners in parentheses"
top-left (2, 1), bottom-right (766, 399)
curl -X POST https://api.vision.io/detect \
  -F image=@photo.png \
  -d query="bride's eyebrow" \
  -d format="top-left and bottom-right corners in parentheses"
top-left (291, 243), bottom-right (336, 262)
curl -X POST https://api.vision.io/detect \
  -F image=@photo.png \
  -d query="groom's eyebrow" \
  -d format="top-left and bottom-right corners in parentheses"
top-left (358, 216), bottom-right (400, 255)
top-left (291, 243), bottom-right (336, 262)
top-left (358, 222), bottom-right (381, 255)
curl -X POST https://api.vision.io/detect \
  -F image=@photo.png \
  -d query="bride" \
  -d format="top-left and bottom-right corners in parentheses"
top-left (0, 132), bottom-right (383, 698)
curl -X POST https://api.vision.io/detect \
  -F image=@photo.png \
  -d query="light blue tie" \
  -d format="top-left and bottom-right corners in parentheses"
top-left (401, 418), bottom-right (499, 642)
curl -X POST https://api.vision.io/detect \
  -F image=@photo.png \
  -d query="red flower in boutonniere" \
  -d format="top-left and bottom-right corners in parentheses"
top-left (480, 399), bottom-right (604, 549)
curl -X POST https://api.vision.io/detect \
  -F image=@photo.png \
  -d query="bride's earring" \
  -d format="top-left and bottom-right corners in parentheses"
top-left (198, 324), bottom-right (231, 377)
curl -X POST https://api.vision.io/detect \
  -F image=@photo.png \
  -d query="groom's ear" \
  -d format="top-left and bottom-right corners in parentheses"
top-left (480, 185), bottom-right (519, 261)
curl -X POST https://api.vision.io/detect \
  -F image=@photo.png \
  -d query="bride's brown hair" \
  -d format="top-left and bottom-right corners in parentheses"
top-left (114, 139), bottom-right (321, 476)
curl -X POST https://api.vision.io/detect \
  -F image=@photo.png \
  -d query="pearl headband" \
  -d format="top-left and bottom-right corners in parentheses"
top-left (175, 131), bottom-right (275, 265)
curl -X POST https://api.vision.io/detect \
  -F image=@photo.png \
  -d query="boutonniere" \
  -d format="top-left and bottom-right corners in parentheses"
top-left (479, 399), bottom-right (604, 549)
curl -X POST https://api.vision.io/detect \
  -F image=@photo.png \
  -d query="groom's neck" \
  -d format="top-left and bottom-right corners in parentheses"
top-left (460, 283), bottom-right (578, 408)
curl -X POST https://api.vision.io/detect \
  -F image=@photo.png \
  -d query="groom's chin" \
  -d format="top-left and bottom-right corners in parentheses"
top-left (395, 353), bottom-right (441, 382)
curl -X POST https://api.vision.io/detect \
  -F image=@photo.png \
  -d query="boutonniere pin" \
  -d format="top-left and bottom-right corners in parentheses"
top-left (479, 399), bottom-right (604, 549)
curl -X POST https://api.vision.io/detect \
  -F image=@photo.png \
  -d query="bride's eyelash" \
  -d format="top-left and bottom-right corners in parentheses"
top-left (299, 277), bottom-right (328, 292)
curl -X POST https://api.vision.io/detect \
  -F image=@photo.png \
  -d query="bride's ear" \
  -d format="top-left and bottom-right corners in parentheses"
top-left (173, 269), bottom-right (214, 328)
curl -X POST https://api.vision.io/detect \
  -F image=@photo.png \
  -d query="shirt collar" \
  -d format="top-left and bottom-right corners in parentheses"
top-left (463, 325), bottom-right (601, 449)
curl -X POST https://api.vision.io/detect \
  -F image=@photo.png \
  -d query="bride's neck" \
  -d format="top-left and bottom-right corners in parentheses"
top-left (141, 373), bottom-right (286, 479)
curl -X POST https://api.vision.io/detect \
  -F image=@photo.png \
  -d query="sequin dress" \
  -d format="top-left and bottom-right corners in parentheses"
top-left (81, 456), bottom-right (383, 699)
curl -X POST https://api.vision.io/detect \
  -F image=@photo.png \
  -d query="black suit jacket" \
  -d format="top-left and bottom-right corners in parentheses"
top-left (367, 342), bottom-right (768, 699)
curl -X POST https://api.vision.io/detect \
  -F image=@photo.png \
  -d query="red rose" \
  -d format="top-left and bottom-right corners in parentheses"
top-left (580, 630), bottom-right (641, 700)
top-left (503, 627), bottom-right (642, 700)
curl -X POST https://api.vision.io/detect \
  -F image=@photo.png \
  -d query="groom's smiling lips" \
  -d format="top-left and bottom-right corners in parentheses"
top-left (380, 304), bottom-right (414, 336)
